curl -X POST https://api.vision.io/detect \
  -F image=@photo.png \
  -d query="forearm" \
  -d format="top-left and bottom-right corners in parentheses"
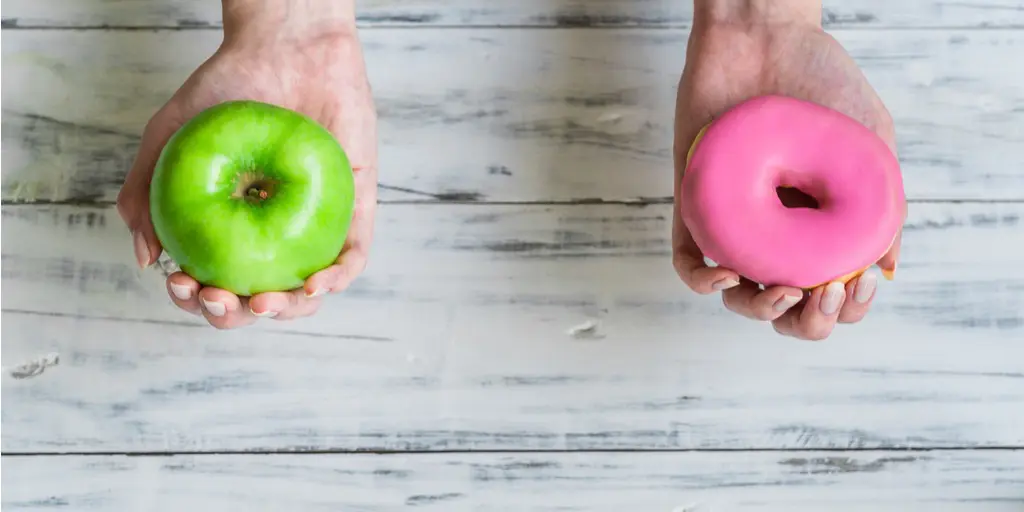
top-left (222, 0), bottom-right (357, 44)
top-left (693, 0), bottom-right (821, 27)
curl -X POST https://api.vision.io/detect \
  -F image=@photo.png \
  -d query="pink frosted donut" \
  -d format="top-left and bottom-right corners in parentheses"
top-left (680, 95), bottom-right (905, 289)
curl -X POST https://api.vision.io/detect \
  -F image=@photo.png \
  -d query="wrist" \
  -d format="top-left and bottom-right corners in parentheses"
top-left (693, 0), bottom-right (821, 28)
top-left (222, 0), bottom-right (357, 48)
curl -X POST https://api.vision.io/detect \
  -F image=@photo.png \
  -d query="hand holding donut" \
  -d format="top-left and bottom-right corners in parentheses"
top-left (672, 2), bottom-right (906, 341)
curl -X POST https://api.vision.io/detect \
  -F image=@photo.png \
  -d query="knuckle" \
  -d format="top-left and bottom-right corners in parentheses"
top-left (839, 310), bottom-right (867, 324)
top-left (115, 195), bottom-right (133, 224)
top-left (721, 292), bottom-right (740, 312)
top-left (722, 291), bottom-right (755, 318)
top-left (692, 284), bottom-right (713, 295)
top-left (302, 298), bottom-right (323, 315)
top-left (673, 264), bottom-right (710, 295)
top-left (671, 258), bottom-right (689, 282)
top-left (670, 255), bottom-right (692, 281)
top-left (175, 302), bottom-right (200, 316)
top-left (803, 326), bottom-right (833, 341)
top-left (353, 257), bottom-right (369, 276)
top-left (207, 319), bottom-right (234, 330)
top-left (681, 279), bottom-right (707, 295)
top-left (772, 322), bottom-right (789, 337)
top-left (142, 114), bottom-right (165, 137)
top-left (274, 307), bottom-right (309, 321)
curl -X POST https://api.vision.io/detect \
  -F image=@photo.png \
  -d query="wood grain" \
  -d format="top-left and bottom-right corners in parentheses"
top-left (4, 0), bottom-right (1021, 502)
top-left (3, 451), bottom-right (1022, 511)
top-left (4, 0), bottom-right (1024, 28)
top-left (3, 203), bottom-right (1022, 452)
top-left (4, 29), bottom-right (1023, 204)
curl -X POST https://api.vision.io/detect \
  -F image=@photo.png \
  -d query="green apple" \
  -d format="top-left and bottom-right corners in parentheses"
top-left (149, 100), bottom-right (355, 296)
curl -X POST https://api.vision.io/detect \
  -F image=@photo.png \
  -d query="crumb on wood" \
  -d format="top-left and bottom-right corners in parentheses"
top-left (8, 352), bottom-right (60, 379)
top-left (672, 504), bottom-right (709, 512)
top-left (566, 319), bottom-right (604, 339)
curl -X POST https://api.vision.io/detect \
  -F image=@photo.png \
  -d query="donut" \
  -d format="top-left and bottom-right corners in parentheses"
top-left (679, 95), bottom-right (905, 290)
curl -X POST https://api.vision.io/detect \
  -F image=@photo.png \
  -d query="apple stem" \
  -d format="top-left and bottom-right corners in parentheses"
top-left (235, 173), bottom-right (278, 204)
top-left (246, 186), bottom-right (270, 201)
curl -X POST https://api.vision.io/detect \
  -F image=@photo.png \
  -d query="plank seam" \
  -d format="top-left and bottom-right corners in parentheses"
top-left (4, 23), bottom-right (1024, 31)
top-left (0, 309), bottom-right (393, 341)
top-left (3, 447), bottom-right (1022, 457)
top-left (4, 199), bottom-right (1024, 208)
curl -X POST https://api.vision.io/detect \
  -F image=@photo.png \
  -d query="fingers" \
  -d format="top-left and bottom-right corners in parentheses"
top-left (672, 239), bottom-right (741, 294)
top-left (248, 289), bottom-right (323, 321)
top-left (117, 184), bottom-right (162, 269)
top-left (302, 265), bottom-right (343, 298)
top-left (116, 105), bottom-right (181, 269)
top-left (838, 271), bottom-right (878, 324)
top-left (197, 287), bottom-right (256, 330)
top-left (718, 273), bottom-right (879, 340)
top-left (722, 279), bottom-right (805, 322)
top-left (312, 248), bottom-right (369, 295)
top-left (245, 247), bottom-right (369, 321)
top-left (772, 282), bottom-right (847, 341)
top-left (166, 269), bottom-right (327, 326)
top-left (878, 202), bottom-right (907, 280)
top-left (166, 272), bottom-right (202, 316)
top-left (170, 248), bottom-right (370, 326)
top-left (248, 291), bottom-right (296, 319)
top-left (877, 229), bottom-right (902, 281)
top-left (167, 272), bottom-right (261, 329)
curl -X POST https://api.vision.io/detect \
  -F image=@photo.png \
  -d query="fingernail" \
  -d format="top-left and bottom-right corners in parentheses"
top-left (881, 263), bottom-right (897, 281)
top-left (132, 230), bottom-right (151, 268)
top-left (169, 283), bottom-right (191, 300)
top-left (251, 307), bottom-right (278, 318)
top-left (201, 298), bottom-right (226, 317)
top-left (854, 272), bottom-right (878, 303)
top-left (773, 294), bottom-right (801, 312)
top-left (306, 287), bottom-right (326, 298)
top-left (712, 278), bottom-right (739, 291)
top-left (820, 282), bottom-right (845, 315)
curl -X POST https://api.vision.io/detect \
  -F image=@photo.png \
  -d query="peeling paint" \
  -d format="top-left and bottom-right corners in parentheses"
top-left (7, 352), bottom-right (60, 379)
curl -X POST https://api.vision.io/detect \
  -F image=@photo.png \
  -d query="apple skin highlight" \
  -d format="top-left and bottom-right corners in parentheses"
top-left (150, 100), bottom-right (356, 296)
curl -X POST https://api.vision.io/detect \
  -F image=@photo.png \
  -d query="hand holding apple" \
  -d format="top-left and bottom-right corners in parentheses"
top-left (116, 0), bottom-right (377, 329)
top-left (149, 99), bottom-right (358, 298)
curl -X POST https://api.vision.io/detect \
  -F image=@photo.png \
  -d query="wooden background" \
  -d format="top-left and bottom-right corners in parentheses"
top-left (2, 1), bottom-right (1023, 510)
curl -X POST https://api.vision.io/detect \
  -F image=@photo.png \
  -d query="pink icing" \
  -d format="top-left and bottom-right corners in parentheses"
top-left (680, 95), bottom-right (905, 289)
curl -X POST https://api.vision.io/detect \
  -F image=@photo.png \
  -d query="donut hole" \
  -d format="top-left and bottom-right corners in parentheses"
top-left (776, 186), bottom-right (821, 210)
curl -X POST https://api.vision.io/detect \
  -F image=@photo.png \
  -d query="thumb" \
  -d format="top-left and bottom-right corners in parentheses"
top-left (877, 202), bottom-right (908, 280)
top-left (116, 105), bottom-right (180, 269)
top-left (877, 228), bottom-right (902, 281)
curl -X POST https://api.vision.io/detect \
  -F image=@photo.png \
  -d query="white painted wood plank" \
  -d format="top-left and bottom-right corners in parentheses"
top-left (3, 29), bottom-right (1022, 203)
top-left (2, 203), bottom-right (1022, 452)
top-left (4, 0), bottom-right (1023, 28)
top-left (3, 451), bottom-right (1022, 511)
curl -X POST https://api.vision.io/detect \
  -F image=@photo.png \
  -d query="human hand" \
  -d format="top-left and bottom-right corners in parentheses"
top-left (116, 0), bottom-right (377, 328)
top-left (672, 1), bottom-right (905, 340)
